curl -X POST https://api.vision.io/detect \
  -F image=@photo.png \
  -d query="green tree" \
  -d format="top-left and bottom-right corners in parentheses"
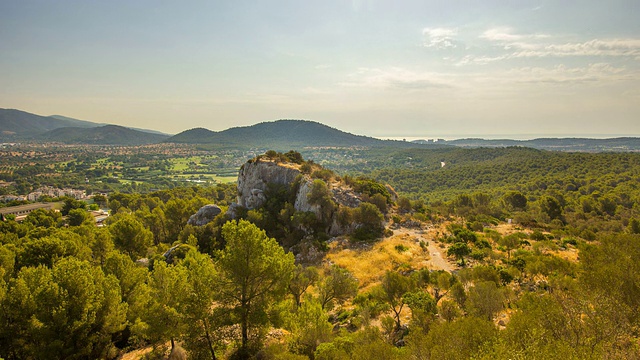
top-left (466, 281), bottom-right (504, 321)
top-left (403, 290), bottom-right (437, 329)
top-left (217, 220), bottom-right (295, 356)
top-left (502, 191), bottom-right (527, 211)
top-left (23, 208), bottom-right (62, 228)
top-left (109, 214), bottom-right (153, 259)
top-left (61, 197), bottom-right (86, 216)
top-left (318, 265), bottom-right (359, 310)
top-left (407, 316), bottom-right (497, 360)
top-left (498, 234), bottom-right (520, 259)
top-left (164, 198), bottom-right (200, 241)
top-left (286, 297), bottom-right (332, 358)
top-left (307, 179), bottom-right (336, 223)
top-left (628, 218), bottom-right (640, 234)
top-left (180, 250), bottom-right (221, 360)
top-left (67, 208), bottom-right (93, 227)
top-left (397, 196), bottom-right (412, 213)
top-left (91, 228), bottom-right (114, 266)
top-left (103, 251), bottom-right (150, 325)
top-left (17, 232), bottom-right (91, 269)
top-left (447, 242), bottom-right (471, 266)
top-left (352, 203), bottom-right (385, 241)
top-left (368, 193), bottom-right (388, 214)
top-left (379, 271), bottom-right (414, 331)
top-left (438, 299), bottom-right (461, 322)
top-left (288, 264), bottom-right (319, 308)
top-left (93, 193), bottom-right (108, 208)
top-left (540, 195), bottom-right (563, 221)
top-left (430, 271), bottom-right (454, 304)
top-left (0, 258), bottom-right (127, 359)
top-left (143, 260), bottom-right (189, 351)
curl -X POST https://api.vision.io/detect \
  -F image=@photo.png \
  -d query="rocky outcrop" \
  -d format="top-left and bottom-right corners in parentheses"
top-left (228, 158), bottom-right (366, 237)
top-left (293, 180), bottom-right (320, 215)
top-left (331, 186), bottom-right (362, 208)
top-left (188, 204), bottom-right (222, 226)
top-left (236, 160), bottom-right (301, 209)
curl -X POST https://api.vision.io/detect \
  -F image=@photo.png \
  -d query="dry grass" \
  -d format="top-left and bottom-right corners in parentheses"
top-left (326, 233), bottom-right (430, 291)
top-left (119, 345), bottom-right (153, 360)
top-left (489, 223), bottom-right (580, 263)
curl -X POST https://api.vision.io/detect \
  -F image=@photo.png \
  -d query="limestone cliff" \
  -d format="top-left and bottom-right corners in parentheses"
top-left (227, 158), bottom-right (363, 236)
top-left (236, 160), bottom-right (302, 209)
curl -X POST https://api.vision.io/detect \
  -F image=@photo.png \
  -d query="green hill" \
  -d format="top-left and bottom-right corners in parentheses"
top-left (0, 109), bottom-right (170, 142)
top-left (166, 119), bottom-right (437, 150)
top-left (0, 108), bottom-right (98, 140)
top-left (168, 127), bottom-right (218, 143)
top-left (38, 125), bottom-right (170, 145)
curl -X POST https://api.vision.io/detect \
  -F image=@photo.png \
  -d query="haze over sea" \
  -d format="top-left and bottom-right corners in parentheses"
top-left (378, 134), bottom-right (640, 142)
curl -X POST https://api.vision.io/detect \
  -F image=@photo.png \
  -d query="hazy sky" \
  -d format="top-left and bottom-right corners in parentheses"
top-left (1, 0), bottom-right (639, 137)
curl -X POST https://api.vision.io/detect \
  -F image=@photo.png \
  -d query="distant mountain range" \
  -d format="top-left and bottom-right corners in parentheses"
top-left (0, 108), bottom-right (170, 145)
top-left (2, 108), bottom-right (639, 152)
top-left (39, 125), bottom-right (169, 145)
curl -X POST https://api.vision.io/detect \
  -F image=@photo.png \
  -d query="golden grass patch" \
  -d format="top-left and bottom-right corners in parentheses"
top-left (326, 233), bottom-right (430, 291)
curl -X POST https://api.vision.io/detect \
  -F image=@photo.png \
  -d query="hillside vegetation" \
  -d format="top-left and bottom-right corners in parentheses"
top-left (1, 148), bottom-right (640, 359)
top-left (0, 108), bottom-right (98, 139)
top-left (38, 125), bottom-right (170, 145)
top-left (166, 120), bottom-right (442, 150)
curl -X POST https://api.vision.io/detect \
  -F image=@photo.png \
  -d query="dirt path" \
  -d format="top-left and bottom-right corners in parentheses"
top-left (399, 228), bottom-right (456, 272)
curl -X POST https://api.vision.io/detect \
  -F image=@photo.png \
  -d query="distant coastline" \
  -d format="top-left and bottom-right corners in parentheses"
top-left (376, 134), bottom-right (640, 142)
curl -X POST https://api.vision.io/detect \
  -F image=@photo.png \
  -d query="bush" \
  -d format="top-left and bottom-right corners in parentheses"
top-left (311, 169), bottom-right (334, 182)
top-left (529, 230), bottom-right (546, 241)
top-left (466, 221), bottom-right (484, 232)
top-left (470, 249), bottom-right (487, 261)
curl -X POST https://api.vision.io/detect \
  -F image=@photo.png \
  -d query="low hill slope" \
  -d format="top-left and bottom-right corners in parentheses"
top-left (167, 127), bottom-right (217, 143)
top-left (38, 125), bottom-right (169, 145)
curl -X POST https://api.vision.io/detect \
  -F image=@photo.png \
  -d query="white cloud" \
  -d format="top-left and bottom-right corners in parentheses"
top-left (422, 27), bottom-right (458, 49)
top-left (339, 62), bottom-right (635, 94)
top-left (481, 27), bottom-right (548, 42)
top-left (512, 38), bottom-right (640, 58)
top-left (341, 67), bottom-right (454, 90)
top-left (476, 27), bottom-right (640, 59)
top-left (504, 63), bottom-right (636, 85)
top-left (458, 27), bottom-right (640, 64)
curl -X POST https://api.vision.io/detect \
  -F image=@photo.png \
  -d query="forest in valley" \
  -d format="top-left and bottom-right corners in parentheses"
top-left (0, 146), bottom-right (640, 359)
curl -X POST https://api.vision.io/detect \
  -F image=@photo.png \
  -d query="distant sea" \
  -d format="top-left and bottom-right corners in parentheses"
top-left (376, 134), bottom-right (639, 141)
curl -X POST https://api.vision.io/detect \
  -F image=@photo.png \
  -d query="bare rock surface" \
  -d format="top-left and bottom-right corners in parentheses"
top-left (187, 204), bottom-right (222, 226)
top-left (228, 158), bottom-right (367, 237)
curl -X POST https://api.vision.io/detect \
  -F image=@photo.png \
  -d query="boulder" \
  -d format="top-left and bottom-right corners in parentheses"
top-left (187, 204), bottom-right (222, 226)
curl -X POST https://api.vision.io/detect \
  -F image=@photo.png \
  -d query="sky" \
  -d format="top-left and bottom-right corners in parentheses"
top-left (1, 0), bottom-right (639, 138)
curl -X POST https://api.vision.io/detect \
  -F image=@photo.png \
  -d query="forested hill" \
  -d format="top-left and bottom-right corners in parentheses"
top-left (37, 125), bottom-right (170, 145)
top-left (166, 119), bottom-right (445, 150)
top-left (0, 108), bottom-right (98, 140)
top-left (0, 108), bottom-right (169, 142)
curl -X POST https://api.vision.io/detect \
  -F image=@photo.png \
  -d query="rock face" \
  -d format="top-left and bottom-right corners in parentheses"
top-left (188, 204), bottom-right (222, 226)
top-left (293, 180), bottom-right (320, 215)
top-left (228, 159), bottom-right (363, 236)
top-left (236, 160), bottom-right (302, 209)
